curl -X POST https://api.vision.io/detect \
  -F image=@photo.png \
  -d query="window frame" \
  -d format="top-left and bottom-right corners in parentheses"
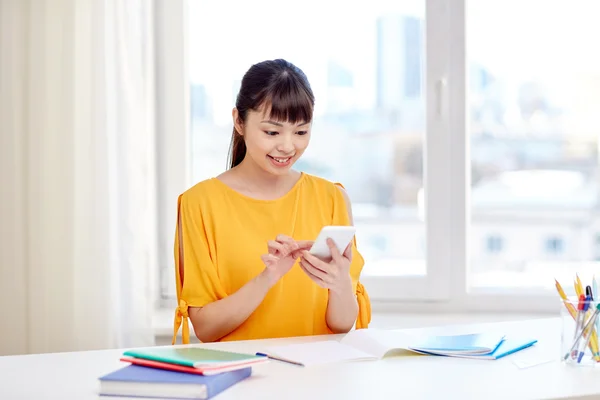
top-left (155, 0), bottom-right (190, 309)
top-left (154, 0), bottom-right (561, 315)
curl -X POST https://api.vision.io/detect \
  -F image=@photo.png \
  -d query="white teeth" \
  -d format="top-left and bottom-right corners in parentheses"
top-left (271, 156), bottom-right (291, 163)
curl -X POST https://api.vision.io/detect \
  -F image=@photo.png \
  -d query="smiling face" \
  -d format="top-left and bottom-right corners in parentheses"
top-left (233, 105), bottom-right (311, 176)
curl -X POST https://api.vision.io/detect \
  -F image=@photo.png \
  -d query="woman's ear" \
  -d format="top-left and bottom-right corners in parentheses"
top-left (232, 107), bottom-right (244, 136)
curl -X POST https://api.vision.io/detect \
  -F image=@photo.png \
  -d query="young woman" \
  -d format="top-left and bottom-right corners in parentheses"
top-left (172, 59), bottom-right (371, 344)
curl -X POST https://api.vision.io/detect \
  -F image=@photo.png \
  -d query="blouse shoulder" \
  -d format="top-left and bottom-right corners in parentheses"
top-left (177, 178), bottom-right (224, 220)
top-left (302, 173), bottom-right (348, 199)
top-left (179, 178), bottom-right (219, 203)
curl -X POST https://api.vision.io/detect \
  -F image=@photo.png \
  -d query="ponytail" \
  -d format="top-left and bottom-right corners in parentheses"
top-left (227, 128), bottom-right (246, 169)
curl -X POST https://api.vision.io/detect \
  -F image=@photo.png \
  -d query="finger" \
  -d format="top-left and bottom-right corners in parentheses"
top-left (275, 234), bottom-right (298, 255)
top-left (343, 241), bottom-right (353, 261)
top-left (267, 240), bottom-right (286, 256)
top-left (299, 260), bottom-right (328, 288)
top-left (291, 240), bottom-right (313, 258)
top-left (301, 250), bottom-right (328, 273)
top-left (295, 240), bottom-right (314, 250)
top-left (276, 234), bottom-right (295, 246)
top-left (291, 249), bottom-right (304, 259)
top-left (300, 258), bottom-right (330, 282)
top-left (327, 238), bottom-right (343, 263)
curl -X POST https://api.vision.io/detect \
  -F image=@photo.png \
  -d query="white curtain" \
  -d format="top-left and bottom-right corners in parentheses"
top-left (0, 0), bottom-right (157, 354)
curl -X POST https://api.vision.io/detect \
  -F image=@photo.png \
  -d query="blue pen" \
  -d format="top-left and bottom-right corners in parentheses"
top-left (594, 277), bottom-right (600, 333)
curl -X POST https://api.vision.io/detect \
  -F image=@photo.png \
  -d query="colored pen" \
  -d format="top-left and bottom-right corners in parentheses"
top-left (566, 302), bottom-right (597, 360)
top-left (574, 295), bottom-right (587, 338)
top-left (556, 279), bottom-right (600, 361)
top-left (256, 352), bottom-right (304, 367)
top-left (594, 277), bottom-right (599, 334)
top-left (576, 295), bottom-right (593, 355)
top-left (577, 306), bottom-right (600, 363)
top-left (566, 295), bottom-right (587, 360)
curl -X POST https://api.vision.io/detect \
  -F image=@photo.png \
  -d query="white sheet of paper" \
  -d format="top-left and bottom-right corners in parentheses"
top-left (340, 328), bottom-right (414, 359)
top-left (512, 357), bottom-right (555, 369)
top-left (267, 340), bottom-right (377, 366)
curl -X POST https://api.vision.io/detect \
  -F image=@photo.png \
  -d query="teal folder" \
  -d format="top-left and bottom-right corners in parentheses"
top-left (122, 347), bottom-right (266, 368)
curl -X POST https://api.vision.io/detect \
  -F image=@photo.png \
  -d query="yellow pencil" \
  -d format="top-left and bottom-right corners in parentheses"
top-left (576, 274), bottom-right (584, 296)
top-left (555, 279), bottom-right (600, 361)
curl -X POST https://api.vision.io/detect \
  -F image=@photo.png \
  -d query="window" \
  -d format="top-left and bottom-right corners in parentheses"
top-left (545, 237), bottom-right (564, 255)
top-left (187, 3), bottom-right (427, 283)
top-left (467, 0), bottom-right (600, 294)
top-left (486, 236), bottom-right (503, 254)
top-left (166, 0), bottom-right (457, 302)
top-left (158, 0), bottom-right (598, 313)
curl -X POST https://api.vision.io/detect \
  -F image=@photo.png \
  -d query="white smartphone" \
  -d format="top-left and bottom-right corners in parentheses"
top-left (309, 225), bottom-right (357, 259)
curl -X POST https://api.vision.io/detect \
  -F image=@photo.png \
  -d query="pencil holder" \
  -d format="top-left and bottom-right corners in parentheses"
top-left (560, 297), bottom-right (600, 366)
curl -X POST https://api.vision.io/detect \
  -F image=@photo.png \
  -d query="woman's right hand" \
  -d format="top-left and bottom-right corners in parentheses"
top-left (260, 234), bottom-right (313, 286)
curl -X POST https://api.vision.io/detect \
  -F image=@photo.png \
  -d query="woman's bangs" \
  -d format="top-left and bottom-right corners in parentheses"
top-left (260, 82), bottom-right (313, 125)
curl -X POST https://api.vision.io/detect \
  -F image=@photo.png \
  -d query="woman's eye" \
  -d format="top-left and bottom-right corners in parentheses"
top-left (296, 131), bottom-right (308, 136)
top-left (264, 131), bottom-right (278, 136)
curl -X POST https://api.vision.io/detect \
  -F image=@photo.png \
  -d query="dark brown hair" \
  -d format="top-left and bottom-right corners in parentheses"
top-left (227, 59), bottom-right (315, 169)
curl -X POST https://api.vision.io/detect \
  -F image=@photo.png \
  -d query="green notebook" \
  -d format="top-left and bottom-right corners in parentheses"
top-left (122, 347), bottom-right (267, 368)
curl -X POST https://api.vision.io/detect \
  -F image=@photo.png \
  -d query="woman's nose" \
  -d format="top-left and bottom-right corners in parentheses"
top-left (277, 134), bottom-right (295, 154)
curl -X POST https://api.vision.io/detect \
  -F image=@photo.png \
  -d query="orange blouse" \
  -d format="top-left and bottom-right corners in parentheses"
top-left (172, 172), bottom-right (371, 344)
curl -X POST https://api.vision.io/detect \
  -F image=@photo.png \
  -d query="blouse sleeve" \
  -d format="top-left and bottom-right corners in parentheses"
top-left (332, 183), bottom-right (372, 330)
top-left (172, 192), bottom-right (228, 344)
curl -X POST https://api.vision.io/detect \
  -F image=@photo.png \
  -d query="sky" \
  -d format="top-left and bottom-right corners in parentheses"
top-left (186, 0), bottom-right (423, 124)
top-left (186, 0), bottom-right (600, 125)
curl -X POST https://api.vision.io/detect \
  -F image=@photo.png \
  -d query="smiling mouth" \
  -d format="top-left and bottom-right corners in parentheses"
top-left (268, 155), bottom-right (294, 164)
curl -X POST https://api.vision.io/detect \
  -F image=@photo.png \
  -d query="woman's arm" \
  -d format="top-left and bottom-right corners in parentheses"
top-left (325, 186), bottom-right (359, 333)
top-left (188, 270), bottom-right (273, 342)
top-left (189, 235), bottom-right (310, 342)
top-left (299, 242), bottom-right (359, 333)
top-left (325, 276), bottom-right (359, 333)
top-left (298, 186), bottom-right (360, 333)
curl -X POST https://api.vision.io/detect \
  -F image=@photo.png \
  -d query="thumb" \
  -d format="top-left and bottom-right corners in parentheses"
top-left (327, 238), bottom-right (343, 263)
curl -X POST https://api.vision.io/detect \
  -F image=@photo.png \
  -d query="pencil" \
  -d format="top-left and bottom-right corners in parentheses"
top-left (555, 279), bottom-right (600, 361)
top-left (575, 275), bottom-right (583, 296)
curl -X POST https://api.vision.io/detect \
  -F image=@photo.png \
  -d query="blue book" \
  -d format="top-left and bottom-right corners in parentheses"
top-left (98, 365), bottom-right (251, 399)
top-left (408, 332), bottom-right (506, 355)
top-left (412, 336), bottom-right (538, 360)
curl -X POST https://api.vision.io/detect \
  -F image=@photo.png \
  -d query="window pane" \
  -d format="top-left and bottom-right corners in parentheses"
top-left (187, 1), bottom-right (425, 277)
top-left (468, 0), bottom-right (600, 291)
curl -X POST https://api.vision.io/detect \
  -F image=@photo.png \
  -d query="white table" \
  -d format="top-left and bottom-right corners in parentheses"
top-left (1, 317), bottom-right (600, 400)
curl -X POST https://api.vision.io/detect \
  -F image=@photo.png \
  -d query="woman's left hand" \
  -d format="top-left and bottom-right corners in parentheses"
top-left (299, 238), bottom-right (353, 293)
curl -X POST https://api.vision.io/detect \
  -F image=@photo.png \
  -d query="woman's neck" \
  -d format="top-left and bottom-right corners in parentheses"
top-left (233, 157), bottom-right (298, 197)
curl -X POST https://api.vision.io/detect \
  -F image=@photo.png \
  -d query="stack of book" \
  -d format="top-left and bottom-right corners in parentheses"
top-left (98, 347), bottom-right (268, 399)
